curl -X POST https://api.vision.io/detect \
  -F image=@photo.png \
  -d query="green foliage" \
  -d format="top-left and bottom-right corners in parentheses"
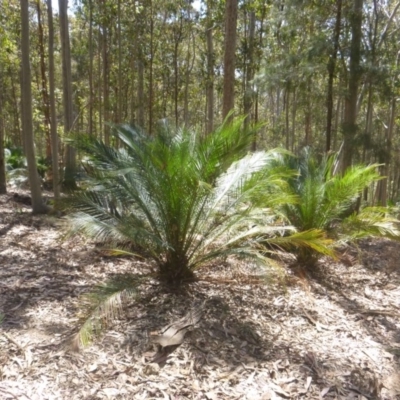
top-left (4, 147), bottom-right (49, 187)
top-left (261, 148), bottom-right (400, 264)
top-left (67, 118), bottom-right (294, 284)
top-left (76, 274), bottom-right (141, 347)
top-left (36, 156), bottom-right (49, 178)
top-left (5, 146), bottom-right (26, 170)
top-left (68, 120), bottom-right (337, 347)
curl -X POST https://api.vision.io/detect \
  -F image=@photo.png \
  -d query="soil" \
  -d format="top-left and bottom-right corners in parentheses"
top-left (0, 190), bottom-right (399, 399)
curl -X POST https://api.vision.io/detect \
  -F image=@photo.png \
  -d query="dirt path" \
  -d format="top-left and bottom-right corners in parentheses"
top-left (0, 191), bottom-right (399, 399)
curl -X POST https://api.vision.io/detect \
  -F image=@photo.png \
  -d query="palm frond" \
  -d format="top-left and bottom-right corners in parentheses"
top-left (68, 119), bottom-right (284, 281)
top-left (340, 207), bottom-right (400, 242)
top-left (267, 229), bottom-right (335, 258)
top-left (252, 148), bottom-right (388, 264)
top-left (74, 274), bottom-right (143, 348)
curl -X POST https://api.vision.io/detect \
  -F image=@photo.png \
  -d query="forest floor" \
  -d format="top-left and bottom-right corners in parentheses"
top-left (0, 190), bottom-right (400, 400)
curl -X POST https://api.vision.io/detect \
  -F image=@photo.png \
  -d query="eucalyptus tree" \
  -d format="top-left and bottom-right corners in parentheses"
top-left (342, 0), bottom-right (364, 171)
top-left (222, 0), bottom-right (238, 120)
top-left (205, 0), bottom-right (215, 133)
top-left (47, 0), bottom-right (61, 199)
top-left (326, 0), bottom-right (342, 153)
top-left (0, 82), bottom-right (6, 194)
top-left (59, 0), bottom-right (77, 190)
top-left (20, 0), bottom-right (48, 213)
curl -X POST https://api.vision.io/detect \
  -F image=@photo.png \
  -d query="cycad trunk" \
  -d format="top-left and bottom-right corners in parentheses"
top-left (160, 252), bottom-right (194, 285)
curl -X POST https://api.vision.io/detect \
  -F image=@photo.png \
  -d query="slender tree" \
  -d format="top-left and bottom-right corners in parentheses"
top-left (20, 0), bottom-right (48, 213)
top-left (0, 78), bottom-right (6, 194)
top-left (342, 0), bottom-right (363, 170)
top-left (205, 0), bottom-right (214, 133)
top-left (222, 0), bottom-right (238, 120)
top-left (36, 0), bottom-right (51, 161)
top-left (47, 0), bottom-right (60, 199)
top-left (244, 9), bottom-right (256, 132)
top-left (88, 0), bottom-right (94, 135)
top-left (59, 0), bottom-right (76, 190)
top-left (326, 0), bottom-right (342, 153)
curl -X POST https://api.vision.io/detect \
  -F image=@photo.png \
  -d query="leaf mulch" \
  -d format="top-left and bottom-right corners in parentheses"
top-left (1, 191), bottom-right (400, 399)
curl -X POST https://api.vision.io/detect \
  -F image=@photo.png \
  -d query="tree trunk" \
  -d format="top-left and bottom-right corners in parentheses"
top-left (20, 0), bottom-right (47, 213)
top-left (205, 0), bottom-right (214, 133)
top-left (326, 0), bottom-right (342, 153)
top-left (222, 0), bottom-right (238, 120)
top-left (88, 0), bottom-right (94, 135)
top-left (244, 10), bottom-right (255, 132)
top-left (98, 26), bottom-right (102, 140)
top-left (10, 67), bottom-right (21, 144)
top-left (36, 0), bottom-right (52, 162)
top-left (0, 80), bottom-right (6, 194)
top-left (149, 0), bottom-right (154, 134)
top-left (183, 23), bottom-right (195, 127)
top-left (59, 0), bottom-right (76, 190)
top-left (173, 40), bottom-right (179, 127)
top-left (285, 87), bottom-right (290, 149)
top-left (304, 78), bottom-right (312, 146)
top-left (101, 3), bottom-right (110, 145)
top-left (342, 0), bottom-right (363, 171)
top-left (117, 0), bottom-right (122, 124)
top-left (46, 0), bottom-right (60, 200)
top-left (377, 51), bottom-right (400, 205)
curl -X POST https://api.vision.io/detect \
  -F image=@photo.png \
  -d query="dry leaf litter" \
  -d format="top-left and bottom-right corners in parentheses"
top-left (0, 191), bottom-right (400, 399)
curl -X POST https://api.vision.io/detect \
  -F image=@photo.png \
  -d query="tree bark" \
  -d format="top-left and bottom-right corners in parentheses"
top-left (36, 0), bottom-right (52, 162)
top-left (326, 0), bottom-right (342, 153)
top-left (377, 51), bottom-right (400, 205)
top-left (0, 79), bottom-right (6, 194)
top-left (59, 0), bottom-right (76, 190)
top-left (222, 0), bottom-right (238, 120)
top-left (183, 17), bottom-right (195, 127)
top-left (342, 0), bottom-right (363, 171)
top-left (117, 0), bottom-right (122, 124)
top-left (101, 0), bottom-right (110, 145)
top-left (46, 0), bottom-right (60, 199)
top-left (88, 0), bottom-right (94, 135)
top-left (205, 0), bottom-right (214, 133)
top-left (149, 0), bottom-right (154, 134)
top-left (20, 0), bottom-right (47, 213)
top-left (244, 10), bottom-right (255, 132)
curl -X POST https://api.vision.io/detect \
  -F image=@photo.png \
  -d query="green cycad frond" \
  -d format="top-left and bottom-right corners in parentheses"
top-left (275, 149), bottom-right (383, 232)
top-left (75, 274), bottom-right (143, 348)
top-left (252, 148), bottom-right (395, 265)
top-left (268, 229), bottom-right (335, 258)
top-left (340, 207), bottom-right (400, 242)
top-left (68, 118), bottom-right (292, 283)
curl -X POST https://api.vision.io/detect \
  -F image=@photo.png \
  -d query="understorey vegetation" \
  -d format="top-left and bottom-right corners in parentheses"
top-left (64, 119), bottom-right (400, 346)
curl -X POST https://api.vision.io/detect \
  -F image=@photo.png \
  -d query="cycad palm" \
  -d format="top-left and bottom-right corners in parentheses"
top-left (68, 119), bottom-right (294, 284)
top-left (67, 124), bottom-right (338, 346)
top-left (271, 149), bottom-right (400, 263)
